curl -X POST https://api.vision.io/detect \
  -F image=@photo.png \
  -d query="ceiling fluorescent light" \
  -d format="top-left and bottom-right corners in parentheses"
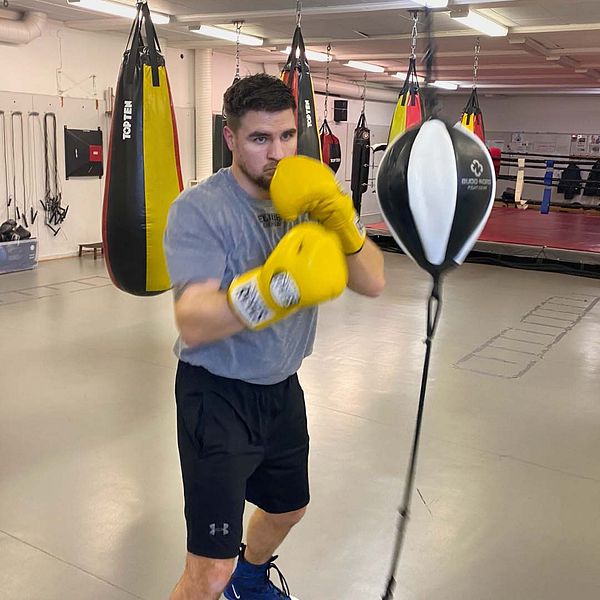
top-left (66, 0), bottom-right (170, 24)
top-left (280, 47), bottom-right (331, 62)
top-left (191, 24), bottom-right (264, 46)
top-left (410, 0), bottom-right (449, 7)
top-left (432, 81), bottom-right (458, 90)
top-left (394, 72), bottom-right (425, 82)
top-left (345, 60), bottom-right (384, 73)
top-left (451, 10), bottom-right (508, 37)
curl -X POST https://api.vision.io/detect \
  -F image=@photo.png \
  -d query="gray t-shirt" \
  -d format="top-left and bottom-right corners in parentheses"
top-left (164, 168), bottom-right (317, 385)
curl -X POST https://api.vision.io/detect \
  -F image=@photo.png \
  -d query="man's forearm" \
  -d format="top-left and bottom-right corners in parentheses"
top-left (346, 237), bottom-right (385, 297)
top-left (175, 280), bottom-right (246, 347)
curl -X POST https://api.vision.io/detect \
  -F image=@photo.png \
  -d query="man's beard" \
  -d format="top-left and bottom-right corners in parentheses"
top-left (239, 161), bottom-right (277, 192)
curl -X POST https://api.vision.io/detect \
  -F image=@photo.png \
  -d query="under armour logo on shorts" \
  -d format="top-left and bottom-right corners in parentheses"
top-left (209, 523), bottom-right (230, 536)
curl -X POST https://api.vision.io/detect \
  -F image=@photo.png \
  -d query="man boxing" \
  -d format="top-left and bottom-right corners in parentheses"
top-left (165, 73), bottom-right (385, 600)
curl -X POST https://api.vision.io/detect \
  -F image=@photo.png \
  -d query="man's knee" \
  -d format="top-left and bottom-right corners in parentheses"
top-left (269, 505), bottom-right (307, 528)
top-left (173, 553), bottom-right (235, 599)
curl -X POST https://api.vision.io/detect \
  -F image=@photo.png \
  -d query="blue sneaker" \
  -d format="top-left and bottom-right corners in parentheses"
top-left (223, 544), bottom-right (299, 600)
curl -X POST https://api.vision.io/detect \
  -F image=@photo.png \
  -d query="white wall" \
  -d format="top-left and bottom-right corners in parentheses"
top-left (0, 19), bottom-right (195, 259)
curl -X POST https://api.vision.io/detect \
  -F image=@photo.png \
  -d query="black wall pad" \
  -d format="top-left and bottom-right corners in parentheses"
top-left (64, 127), bottom-right (103, 179)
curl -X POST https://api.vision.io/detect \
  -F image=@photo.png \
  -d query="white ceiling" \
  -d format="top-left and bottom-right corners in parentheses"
top-left (7, 0), bottom-right (600, 95)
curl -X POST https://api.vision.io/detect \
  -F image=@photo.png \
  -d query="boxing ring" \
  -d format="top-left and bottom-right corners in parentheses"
top-left (367, 205), bottom-right (600, 273)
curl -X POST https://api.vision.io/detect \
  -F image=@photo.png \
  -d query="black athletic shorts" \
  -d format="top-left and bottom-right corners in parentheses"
top-left (175, 361), bottom-right (310, 559)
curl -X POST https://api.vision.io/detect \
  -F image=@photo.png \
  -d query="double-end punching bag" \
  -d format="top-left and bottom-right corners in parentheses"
top-left (376, 10), bottom-right (496, 600)
top-left (350, 113), bottom-right (370, 214)
top-left (460, 87), bottom-right (485, 143)
top-left (281, 25), bottom-right (321, 160)
top-left (103, 1), bottom-right (182, 296)
top-left (319, 119), bottom-right (341, 174)
top-left (388, 56), bottom-right (424, 144)
top-left (378, 119), bottom-right (495, 275)
top-left (377, 119), bottom-right (496, 600)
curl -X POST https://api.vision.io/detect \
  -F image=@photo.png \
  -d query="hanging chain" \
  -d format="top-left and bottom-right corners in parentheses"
top-left (361, 72), bottom-right (367, 114)
top-left (422, 7), bottom-right (441, 119)
top-left (296, 0), bottom-right (302, 26)
top-left (324, 43), bottom-right (331, 121)
top-left (234, 21), bottom-right (242, 80)
top-left (410, 11), bottom-right (419, 60)
top-left (473, 37), bottom-right (480, 88)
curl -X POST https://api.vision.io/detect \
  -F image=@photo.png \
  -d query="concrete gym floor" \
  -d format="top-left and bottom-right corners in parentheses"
top-left (0, 252), bottom-right (599, 600)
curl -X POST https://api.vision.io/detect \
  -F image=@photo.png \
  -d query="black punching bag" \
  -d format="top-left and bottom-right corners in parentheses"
top-left (350, 113), bottom-right (370, 214)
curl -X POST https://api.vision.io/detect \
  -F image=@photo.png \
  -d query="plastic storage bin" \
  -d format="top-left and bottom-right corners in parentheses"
top-left (0, 238), bottom-right (38, 275)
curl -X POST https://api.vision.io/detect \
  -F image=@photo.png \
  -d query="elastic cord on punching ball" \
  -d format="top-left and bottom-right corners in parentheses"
top-left (381, 275), bottom-right (442, 600)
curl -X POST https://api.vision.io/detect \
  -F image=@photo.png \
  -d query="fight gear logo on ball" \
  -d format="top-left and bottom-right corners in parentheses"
top-left (471, 159), bottom-right (484, 178)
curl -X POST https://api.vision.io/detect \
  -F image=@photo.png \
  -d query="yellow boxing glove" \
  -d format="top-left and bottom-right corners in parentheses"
top-left (270, 155), bottom-right (366, 255)
top-left (228, 222), bottom-right (348, 330)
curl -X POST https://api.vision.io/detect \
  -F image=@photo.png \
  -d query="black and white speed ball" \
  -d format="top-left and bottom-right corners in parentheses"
top-left (376, 119), bottom-right (496, 277)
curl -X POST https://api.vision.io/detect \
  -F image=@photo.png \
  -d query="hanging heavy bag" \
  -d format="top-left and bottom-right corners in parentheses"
top-left (102, 1), bottom-right (183, 296)
top-left (460, 87), bottom-right (485, 143)
top-left (213, 113), bottom-right (233, 172)
top-left (281, 25), bottom-right (321, 160)
top-left (388, 56), bottom-right (424, 144)
top-left (319, 119), bottom-right (341, 174)
top-left (215, 72), bottom-right (240, 173)
top-left (350, 113), bottom-right (371, 214)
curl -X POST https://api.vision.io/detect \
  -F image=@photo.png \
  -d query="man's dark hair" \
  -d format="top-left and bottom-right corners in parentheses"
top-left (223, 73), bottom-right (296, 130)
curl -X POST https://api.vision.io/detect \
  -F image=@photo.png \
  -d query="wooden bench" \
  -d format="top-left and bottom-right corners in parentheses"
top-left (78, 242), bottom-right (104, 260)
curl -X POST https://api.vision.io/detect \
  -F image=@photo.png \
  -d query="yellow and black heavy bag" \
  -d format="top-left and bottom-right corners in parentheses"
top-left (103, 2), bottom-right (182, 296)
top-left (388, 57), bottom-right (424, 144)
top-left (460, 87), bottom-right (485, 143)
top-left (281, 25), bottom-right (321, 160)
